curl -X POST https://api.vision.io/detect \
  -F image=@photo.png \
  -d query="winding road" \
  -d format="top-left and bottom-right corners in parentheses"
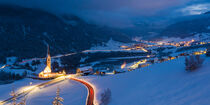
top-left (70, 78), bottom-right (95, 105)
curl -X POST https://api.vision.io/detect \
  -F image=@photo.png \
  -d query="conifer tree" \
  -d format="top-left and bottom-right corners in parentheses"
top-left (10, 88), bottom-right (17, 105)
top-left (17, 96), bottom-right (26, 105)
top-left (53, 87), bottom-right (64, 105)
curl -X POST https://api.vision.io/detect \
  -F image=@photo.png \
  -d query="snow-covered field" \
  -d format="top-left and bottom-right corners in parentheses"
top-left (89, 39), bottom-right (129, 51)
top-left (82, 56), bottom-right (210, 105)
top-left (27, 79), bottom-right (87, 105)
top-left (0, 79), bottom-right (45, 101)
top-left (0, 78), bottom-right (87, 105)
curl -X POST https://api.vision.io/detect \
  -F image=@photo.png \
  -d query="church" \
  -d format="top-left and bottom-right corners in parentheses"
top-left (39, 46), bottom-right (65, 78)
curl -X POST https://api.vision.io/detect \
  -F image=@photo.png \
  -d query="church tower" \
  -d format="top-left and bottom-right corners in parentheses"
top-left (46, 45), bottom-right (51, 70)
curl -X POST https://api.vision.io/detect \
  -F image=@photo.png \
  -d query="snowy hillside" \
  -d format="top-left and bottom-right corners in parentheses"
top-left (0, 79), bottom-right (46, 101)
top-left (159, 33), bottom-right (210, 43)
top-left (0, 78), bottom-right (87, 105)
top-left (88, 39), bottom-right (145, 53)
top-left (26, 80), bottom-right (87, 105)
top-left (82, 56), bottom-right (210, 105)
top-left (89, 39), bottom-right (131, 51)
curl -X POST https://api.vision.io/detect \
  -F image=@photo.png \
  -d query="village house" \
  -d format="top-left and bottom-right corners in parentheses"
top-left (76, 66), bottom-right (93, 76)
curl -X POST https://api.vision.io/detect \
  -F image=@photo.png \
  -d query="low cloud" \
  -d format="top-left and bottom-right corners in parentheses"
top-left (180, 3), bottom-right (210, 15)
top-left (0, 0), bottom-right (208, 27)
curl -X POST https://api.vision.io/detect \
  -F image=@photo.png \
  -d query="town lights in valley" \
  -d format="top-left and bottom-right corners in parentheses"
top-left (194, 50), bottom-right (206, 55)
top-left (141, 47), bottom-right (148, 52)
top-left (121, 62), bottom-right (126, 69)
top-left (0, 65), bottom-right (6, 69)
top-left (129, 59), bottom-right (147, 69)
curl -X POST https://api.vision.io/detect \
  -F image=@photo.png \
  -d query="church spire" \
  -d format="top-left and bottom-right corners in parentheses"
top-left (46, 45), bottom-right (51, 70)
top-left (47, 45), bottom-right (50, 56)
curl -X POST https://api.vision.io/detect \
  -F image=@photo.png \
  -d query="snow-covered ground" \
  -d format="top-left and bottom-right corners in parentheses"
top-left (82, 56), bottom-right (210, 105)
top-left (0, 78), bottom-right (45, 101)
top-left (90, 39), bottom-right (129, 51)
top-left (85, 39), bottom-right (148, 54)
top-left (159, 33), bottom-right (210, 43)
top-left (0, 78), bottom-right (87, 105)
top-left (27, 79), bottom-right (87, 105)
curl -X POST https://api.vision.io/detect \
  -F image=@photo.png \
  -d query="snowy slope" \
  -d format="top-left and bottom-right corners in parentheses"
top-left (90, 39), bottom-right (127, 51)
top-left (0, 79), bottom-right (46, 101)
top-left (82, 56), bottom-right (210, 105)
top-left (0, 79), bottom-right (87, 105)
top-left (88, 39), bottom-right (145, 53)
top-left (159, 33), bottom-right (210, 43)
top-left (27, 79), bottom-right (87, 105)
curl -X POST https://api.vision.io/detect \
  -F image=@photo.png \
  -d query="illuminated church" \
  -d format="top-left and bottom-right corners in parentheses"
top-left (39, 46), bottom-right (52, 78)
top-left (39, 46), bottom-right (66, 78)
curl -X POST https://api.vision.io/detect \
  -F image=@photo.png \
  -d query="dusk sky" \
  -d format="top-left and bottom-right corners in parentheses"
top-left (0, 0), bottom-right (209, 27)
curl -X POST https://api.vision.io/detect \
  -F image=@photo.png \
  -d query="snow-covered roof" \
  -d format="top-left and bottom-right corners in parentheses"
top-left (78, 66), bottom-right (92, 71)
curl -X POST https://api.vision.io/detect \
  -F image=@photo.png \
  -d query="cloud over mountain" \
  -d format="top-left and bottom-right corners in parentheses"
top-left (0, 0), bottom-right (209, 27)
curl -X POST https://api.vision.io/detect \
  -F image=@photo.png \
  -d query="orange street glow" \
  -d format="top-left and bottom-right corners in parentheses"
top-left (121, 62), bottom-right (126, 69)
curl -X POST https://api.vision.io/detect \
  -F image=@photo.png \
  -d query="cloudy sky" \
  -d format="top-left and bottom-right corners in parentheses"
top-left (0, 0), bottom-right (209, 27)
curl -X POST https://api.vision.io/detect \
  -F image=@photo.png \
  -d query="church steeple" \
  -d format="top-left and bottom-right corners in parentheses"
top-left (47, 45), bottom-right (50, 56)
top-left (46, 45), bottom-right (51, 70)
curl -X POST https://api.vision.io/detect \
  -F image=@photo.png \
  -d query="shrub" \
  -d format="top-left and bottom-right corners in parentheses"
top-left (100, 88), bottom-right (111, 105)
top-left (185, 55), bottom-right (204, 71)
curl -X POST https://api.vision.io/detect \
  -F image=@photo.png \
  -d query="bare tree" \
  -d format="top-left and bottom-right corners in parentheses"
top-left (100, 88), bottom-right (111, 105)
top-left (185, 55), bottom-right (204, 71)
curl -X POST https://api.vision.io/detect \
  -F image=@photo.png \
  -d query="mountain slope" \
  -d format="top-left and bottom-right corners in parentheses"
top-left (160, 14), bottom-right (210, 38)
top-left (0, 5), bottom-right (131, 62)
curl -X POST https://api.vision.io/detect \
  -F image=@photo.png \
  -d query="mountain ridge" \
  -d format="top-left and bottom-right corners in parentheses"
top-left (0, 5), bottom-right (131, 63)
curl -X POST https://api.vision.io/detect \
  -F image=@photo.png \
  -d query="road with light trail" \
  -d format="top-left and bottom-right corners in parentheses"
top-left (1, 76), bottom-right (95, 105)
top-left (70, 77), bottom-right (95, 105)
